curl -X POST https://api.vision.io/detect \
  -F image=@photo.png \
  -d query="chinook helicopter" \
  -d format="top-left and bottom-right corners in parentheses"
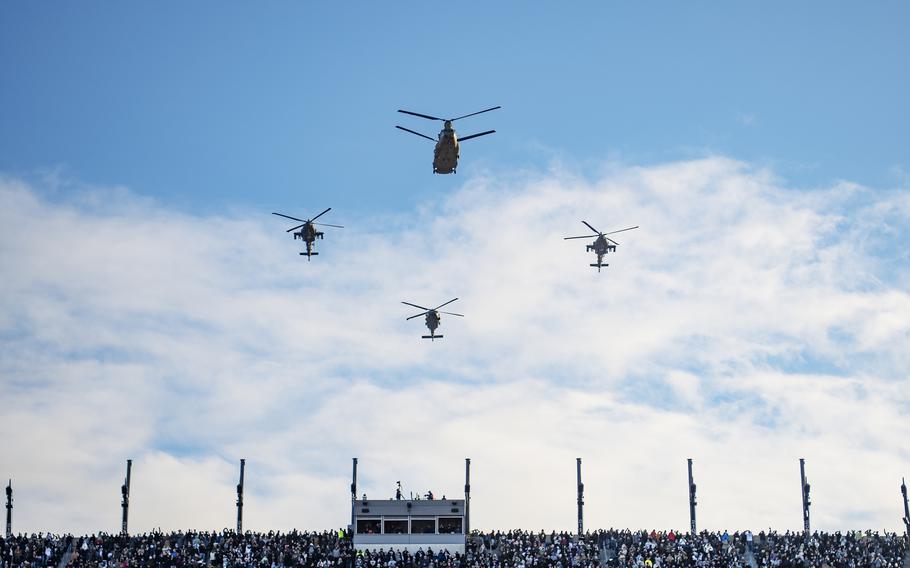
top-left (272, 208), bottom-right (343, 260)
top-left (396, 106), bottom-right (500, 174)
top-left (402, 298), bottom-right (463, 340)
top-left (564, 221), bottom-right (639, 272)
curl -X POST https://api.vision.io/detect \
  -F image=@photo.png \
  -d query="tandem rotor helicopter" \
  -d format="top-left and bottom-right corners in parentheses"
top-left (396, 106), bottom-right (500, 174)
top-left (402, 298), bottom-right (463, 340)
top-left (564, 221), bottom-right (639, 272)
top-left (272, 208), bottom-right (343, 260)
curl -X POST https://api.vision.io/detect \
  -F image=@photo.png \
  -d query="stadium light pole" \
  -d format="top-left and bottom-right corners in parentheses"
top-left (576, 458), bottom-right (584, 536)
top-left (687, 458), bottom-right (697, 535)
top-left (465, 458), bottom-right (471, 536)
top-left (901, 478), bottom-right (909, 541)
top-left (799, 458), bottom-right (811, 538)
top-left (350, 458), bottom-right (358, 533)
top-left (236, 459), bottom-right (245, 534)
top-left (121, 459), bottom-right (132, 537)
top-left (5, 479), bottom-right (11, 539)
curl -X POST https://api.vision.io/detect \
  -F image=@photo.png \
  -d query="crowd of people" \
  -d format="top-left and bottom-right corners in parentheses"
top-left (1, 533), bottom-right (69, 568)
top-left (1, 529), bottom-right (906, 568)
top-left (750, 530), bottom-right (907, 568)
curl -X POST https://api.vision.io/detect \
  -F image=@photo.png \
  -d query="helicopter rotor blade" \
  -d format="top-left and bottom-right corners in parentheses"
top-left (310, 207), bottom-right (332, 222)
top-left (396, 125), bottom-right (436, 142)
top-left (457, 130), bottom-right (496, 142)
top-left (398, 109), bottom-right (443, 121)
top-left (606, 237), bottom-right (620, 246)
top-left (286, 223), bottom-right (306, 233)
top-left (313, 223), bottom-right (344, 228)
top-left (439, 311), bottom-right (464, 317)
top-left (450, 106), bottom-right (501, 121)
top-left (434, 298), bottom-right (459, 310)
top-left (581, 221), bottom-right (601, 234)
top-left (402, 301), bottom-right (431, 311)
top-left (564, 235), bottom-right (599, 240)
top-left (272, 212), bottom-right (307, 223)
top-left (604, 226), bottom-right (639, 236)
top-left (407, 311), bottom-right (430, 321)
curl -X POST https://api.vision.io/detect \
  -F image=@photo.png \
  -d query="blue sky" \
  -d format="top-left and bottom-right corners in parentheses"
top-left (2, 1), bottom-right (908, 213)
top-left (1, 2), bottom-right (909, 534)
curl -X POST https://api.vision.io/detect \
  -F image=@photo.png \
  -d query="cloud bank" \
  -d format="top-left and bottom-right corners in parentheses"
top-left (1, 157), bottom-right (908, 535)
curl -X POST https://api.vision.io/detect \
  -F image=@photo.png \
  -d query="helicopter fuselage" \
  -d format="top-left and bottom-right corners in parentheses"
top-left (433, 127), bottom-right (459, 174)
top-left (423, 310), bottom-right (442, 340)
top-left (586, 235), bottom-right (616, 272)
top-left (293, 222), bottom-right (324, 259)
top-left (425, 310), bottom-right (440, 332)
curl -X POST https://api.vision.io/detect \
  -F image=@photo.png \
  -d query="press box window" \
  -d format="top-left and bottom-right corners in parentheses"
top-left (383, 519), bottom-right (408, 534)
top-left (356, 519), bottom-right (381, 534)
top-left (438, 517), bottom-right (463, 534)
top-left (410, 518), bottom-right (436, 534)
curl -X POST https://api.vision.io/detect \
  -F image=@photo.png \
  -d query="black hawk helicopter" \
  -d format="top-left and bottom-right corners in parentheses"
top-left (272, 208), bottom-right (343, 260)
top-left (402, 298), bottom-right (463, 341)
top-left (396, 106), bottom-right (500, 174)
top-left (564, 221), bottom-right (638, 272)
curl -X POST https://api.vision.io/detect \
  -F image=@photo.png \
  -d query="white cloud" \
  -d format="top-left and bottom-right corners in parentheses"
top-left (0, 158), bottom-right (908, 535)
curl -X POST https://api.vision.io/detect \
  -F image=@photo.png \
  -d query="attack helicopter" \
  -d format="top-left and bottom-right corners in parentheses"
top-left (402, 298), bottom-right (463, 341)
top-left (272, 208), bottom-right (343, 260)
top-left (564, 221), bottom-right (639, 272)
top-left (396, 106), bottom-right (500, 174)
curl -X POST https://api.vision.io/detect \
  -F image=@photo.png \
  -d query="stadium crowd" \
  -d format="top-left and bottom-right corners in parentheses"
top-left (1, 529), bottom-right (906, 568)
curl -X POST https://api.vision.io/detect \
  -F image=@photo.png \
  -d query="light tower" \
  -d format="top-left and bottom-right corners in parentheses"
top-left (799, 458), bottom-right (811, 538)
top-left (465, 458), bottom-right (471, 535)
top-left (900, 478), bottom-right (909, 541)
top-left (687, 458), bottom-right (697, 535)
top-left (121, 459), bottom-right (132, 537)
top-left (236, 459), bottom-right (245, 533)
top-left (576, 458), bottom-right (584, 535)
top-left (4, 480), bottom-right (11, 539)
top-left (350, 458), bottom-right (358, 532)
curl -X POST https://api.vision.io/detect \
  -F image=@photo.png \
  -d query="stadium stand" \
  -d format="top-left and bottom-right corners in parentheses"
top-left (1, 529), bottom-right (907, 567)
